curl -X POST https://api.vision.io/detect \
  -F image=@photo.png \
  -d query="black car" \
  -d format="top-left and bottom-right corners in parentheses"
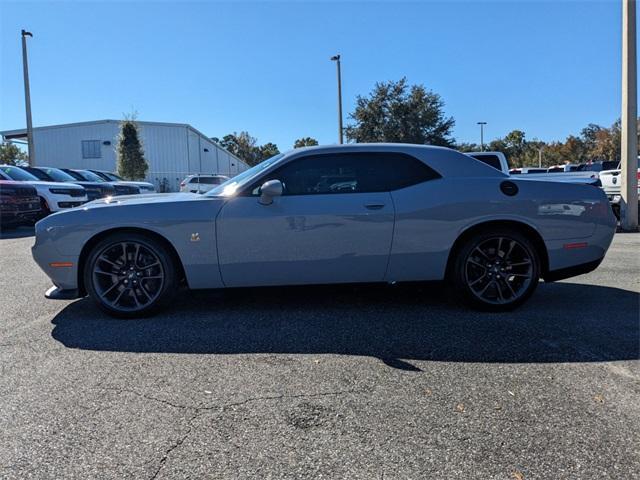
top-left (20, 166), bottom-right (116, 201)
top-left (61, 169), bottom-right (141, 196)
top-left (0, 180), bottom-right (41, 228)
top-left (89, 170), bottom-right (156, 193)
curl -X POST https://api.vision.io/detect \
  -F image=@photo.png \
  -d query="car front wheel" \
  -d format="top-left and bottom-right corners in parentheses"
top-left (84, 232), bottom-right (178, 318)
top-left (451, 228), bottom-right (540, 311)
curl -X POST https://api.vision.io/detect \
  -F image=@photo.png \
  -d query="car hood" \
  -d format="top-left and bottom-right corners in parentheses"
top-left (74, 181), bottom-right (113, 188)
top-left (83, 192), bottom-right (200, 209)
top-left (25, 180), bottom-right (86, 189)
top-left (117, 180), bottom-right (154, 187)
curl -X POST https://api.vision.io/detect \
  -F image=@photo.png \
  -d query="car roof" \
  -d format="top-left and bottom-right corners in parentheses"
top-left (277, 143), bottom-right (507, 179)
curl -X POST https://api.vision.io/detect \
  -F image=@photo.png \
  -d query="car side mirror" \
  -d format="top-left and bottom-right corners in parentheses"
top-left (258, 179), bottom-right (283, 205)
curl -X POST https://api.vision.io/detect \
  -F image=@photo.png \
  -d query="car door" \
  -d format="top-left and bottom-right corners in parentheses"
top-left (216, 152), bottom-right (396, 287)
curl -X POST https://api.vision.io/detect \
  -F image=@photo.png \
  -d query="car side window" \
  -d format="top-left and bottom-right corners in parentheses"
top-left (247, 152), bottom-right (440, 196)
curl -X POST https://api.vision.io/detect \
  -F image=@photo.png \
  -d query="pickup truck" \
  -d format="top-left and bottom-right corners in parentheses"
top-left (599, 166), bottom-right (640, 220)
top-left (467, 152), bottom-right (601, 186)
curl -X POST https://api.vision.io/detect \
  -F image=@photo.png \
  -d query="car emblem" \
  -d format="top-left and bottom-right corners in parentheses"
top-left (612, 177), bottom-right (617, 184)
top-left (190, 232), bottom-right (200, 242)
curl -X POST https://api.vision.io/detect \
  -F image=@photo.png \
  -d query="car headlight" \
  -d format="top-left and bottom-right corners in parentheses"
top-left (49, 188), bottom-right (74, 195)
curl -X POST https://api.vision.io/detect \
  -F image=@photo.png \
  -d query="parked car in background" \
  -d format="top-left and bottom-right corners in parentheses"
top-left (0, 165), bottom-right (87, 215)
top-left (19, 166), bottom-right (116, 201)
top-left (599, 165), bottom-right (640, 220)
top-left (61, 169), bottom-right (140, 196)
top-left (0, 180), bottom-right (41, 228)
top-left (180, 174), bottom-right (229, 193)
top-left (520, 167), bottom-right (550, 174)
top-left (33, 144), bottom-right (616, 318)
top-left (89, 170), bottom-right (156, 193)
top-left (467, 152), bottom-right (600, 185)
top-left (547, 164), bottom-right (581, 172)
top-left (465, 152), bottom-right (509, 172)
top-left (579, 161), bottom-right (619, 172)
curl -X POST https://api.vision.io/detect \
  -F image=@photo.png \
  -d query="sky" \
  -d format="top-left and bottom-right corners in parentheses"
top-left (0, 0), bottom-right (631, 151)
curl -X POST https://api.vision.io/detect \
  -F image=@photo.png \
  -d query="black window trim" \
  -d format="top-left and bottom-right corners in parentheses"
top-left (240, 151), bottom-right (442, 197)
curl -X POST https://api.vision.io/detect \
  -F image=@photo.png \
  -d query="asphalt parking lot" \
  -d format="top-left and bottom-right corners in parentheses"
top-left (0, 228), bottom-right (638, 480)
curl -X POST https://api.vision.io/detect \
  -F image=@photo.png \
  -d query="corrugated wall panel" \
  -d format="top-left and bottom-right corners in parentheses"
top-left (27, 120), bottom-right (249, 191)
top-left (33, 122), bottom-right (119, 171)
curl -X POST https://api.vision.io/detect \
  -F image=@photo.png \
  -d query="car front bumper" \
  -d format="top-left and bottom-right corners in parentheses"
top-left (31, 228), bottom-right (81, 293)
top-left (45, 285), bottom-right (81, 300)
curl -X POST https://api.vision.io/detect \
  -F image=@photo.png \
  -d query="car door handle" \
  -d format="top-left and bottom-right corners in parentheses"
top-left (364, 203), bottom-right (385, 210)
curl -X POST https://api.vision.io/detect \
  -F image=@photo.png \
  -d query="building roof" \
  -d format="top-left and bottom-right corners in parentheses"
top-left (1, 119), bottom-right (243, 164)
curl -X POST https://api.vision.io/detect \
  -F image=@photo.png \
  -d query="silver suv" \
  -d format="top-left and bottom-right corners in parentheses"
top-left (180, 174), bottom-right (229, 194)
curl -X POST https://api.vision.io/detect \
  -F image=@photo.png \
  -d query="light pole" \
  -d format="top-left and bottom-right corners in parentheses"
top-left (21, 29), bottom-right (35, 166)
top-left (620, 0), bottom-right (638, 231)
top-left (330, 54), bottom-right (343, 144)
top-left (477, 122), bottom-right (487, 151)
top-left (537, 147), bottom-right (543, 168)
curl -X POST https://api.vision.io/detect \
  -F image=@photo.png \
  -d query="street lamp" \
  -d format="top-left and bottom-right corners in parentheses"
top-left (330, 54), bottom-right (343, 144)
top-left (21, 29), bottom-right (35, 166)
top-left (477, 122), bottom-right (487, 151)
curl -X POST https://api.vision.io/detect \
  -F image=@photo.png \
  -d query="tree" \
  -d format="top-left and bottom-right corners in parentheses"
top-left (256, 142), bottom-right (280, 163)
top-left (580, 123), bottom-right (604, 153)
top-left (219, 131), bottom-right (258, 165)
top-left (455, 142), bottom-right (481, 153)
top-left (293, 137), bottom-right (319, 148)
top-left (559, 135), bottom-right (587, 163)
top-left (345, 77), bottom-right (455, 146)
top-left (217, 131), bottom-right (280, 166)
top-left (0, 142), bottom-right (29, 166)
top-left (116, 119), bottom-right (148, 180)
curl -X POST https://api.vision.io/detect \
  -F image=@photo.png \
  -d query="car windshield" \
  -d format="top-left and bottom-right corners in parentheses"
top-left (101, 172), bottom-right (122, 181)
top-left (22, 167), bottom-right (52, 180)
top-left (0, 166), bottom-right (39, 181)
top-left (206, 154), bottom-right (285, 197)
top-left (75, 170), bottom-right (106, 182)
top-left (41, 168), bottom-right (77, 182)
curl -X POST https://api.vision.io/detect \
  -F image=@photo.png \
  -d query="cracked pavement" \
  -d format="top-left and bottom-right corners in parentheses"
top-left (0, 229), bottom-right (639, 479)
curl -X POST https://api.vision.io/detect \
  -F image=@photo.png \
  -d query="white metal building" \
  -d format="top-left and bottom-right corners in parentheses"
top-left (1, 120), bottom-right (249, 191)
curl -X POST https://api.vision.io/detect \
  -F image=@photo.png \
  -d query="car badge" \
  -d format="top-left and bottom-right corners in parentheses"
top-left (191, 232), bottom-right (200, 242)
top-left (612, 177), bottom-right (617, 184)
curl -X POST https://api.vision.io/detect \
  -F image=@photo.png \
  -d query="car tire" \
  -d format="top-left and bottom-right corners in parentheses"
top-left (450, 227), bottom-right (540, 312)
top-left (83, 232), bottom-right (179, 318)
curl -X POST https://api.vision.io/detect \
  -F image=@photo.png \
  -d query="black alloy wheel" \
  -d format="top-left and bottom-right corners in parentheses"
top-left (84, 232), bottom-right (178, 318)
top-left (452, 228), bottom-right (540, 311)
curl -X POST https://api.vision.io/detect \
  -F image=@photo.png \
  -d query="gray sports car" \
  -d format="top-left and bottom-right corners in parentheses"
top-left (32, 144), bottom-right (616, 317)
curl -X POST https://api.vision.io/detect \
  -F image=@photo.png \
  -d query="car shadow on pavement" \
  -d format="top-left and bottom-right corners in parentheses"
top-left (51, 282), bottom-right (640, 368)
top-left (0, 226), bottom-right (35, 239)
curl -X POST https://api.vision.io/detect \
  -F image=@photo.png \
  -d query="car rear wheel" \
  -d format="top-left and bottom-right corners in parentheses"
top-left (84, 232), bottom-right (178, 318)
top-left (451, 228), bottom-right (540, 311)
